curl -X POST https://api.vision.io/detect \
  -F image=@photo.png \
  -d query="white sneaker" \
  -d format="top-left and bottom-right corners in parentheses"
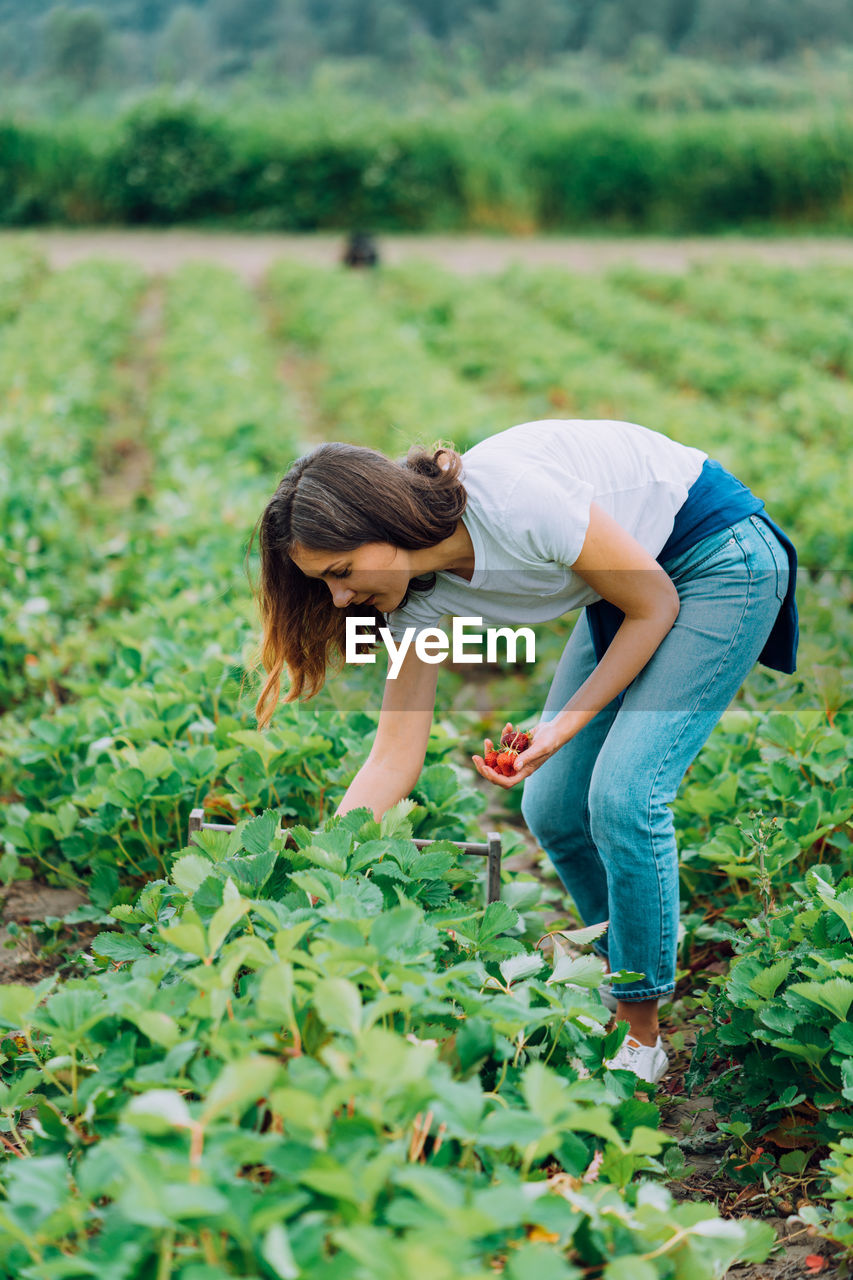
top-left (604, 1034), bottom-right (669, 1085)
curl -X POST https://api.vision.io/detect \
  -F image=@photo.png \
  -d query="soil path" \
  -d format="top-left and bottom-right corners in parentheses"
top-left (5, 228), bottom-right (853, 280)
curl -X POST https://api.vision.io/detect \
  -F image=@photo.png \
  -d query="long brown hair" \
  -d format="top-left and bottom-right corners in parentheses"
top-left (249, 441), bottom-right (467, 728)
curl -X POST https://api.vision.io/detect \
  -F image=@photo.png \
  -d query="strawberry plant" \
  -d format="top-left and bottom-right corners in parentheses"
top-left (686, 863), bottom-right (853, 1163)
top-left (0, 811), bottom-right (773, 1276)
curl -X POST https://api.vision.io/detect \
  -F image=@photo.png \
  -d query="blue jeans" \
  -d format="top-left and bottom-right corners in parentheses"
top-left (520, 514), bottom-right (791, 1002)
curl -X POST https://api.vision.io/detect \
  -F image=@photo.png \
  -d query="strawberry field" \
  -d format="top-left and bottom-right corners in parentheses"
top-left (0, 236), bottom-right (851, 1278)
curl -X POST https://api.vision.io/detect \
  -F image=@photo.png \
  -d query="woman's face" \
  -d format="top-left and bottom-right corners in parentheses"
top-left (290, 541), bottom-right (412, 614)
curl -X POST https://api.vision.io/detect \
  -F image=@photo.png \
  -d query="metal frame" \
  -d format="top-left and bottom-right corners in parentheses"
top-left (189, 808), bottom-right (503, 904)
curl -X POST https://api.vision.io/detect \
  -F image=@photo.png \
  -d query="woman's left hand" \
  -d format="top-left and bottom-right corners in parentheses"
top-left (471, 718), bottom-right (573, 788)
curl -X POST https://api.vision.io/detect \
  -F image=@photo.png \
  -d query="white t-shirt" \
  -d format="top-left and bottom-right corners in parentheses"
top-left (384, 419), bottom-right (706, 642)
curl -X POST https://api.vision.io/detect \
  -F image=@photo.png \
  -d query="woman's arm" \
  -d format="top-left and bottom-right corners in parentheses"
top-left (335, 643), bottom-right (439, 819)
top-left (550, 501), bottom-right (680, 734)
top-left (474, 502), bottom-right (680, 786)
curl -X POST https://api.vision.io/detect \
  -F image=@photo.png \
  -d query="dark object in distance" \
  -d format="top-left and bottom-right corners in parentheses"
top-left (342, 231), bottom-right (379, 268)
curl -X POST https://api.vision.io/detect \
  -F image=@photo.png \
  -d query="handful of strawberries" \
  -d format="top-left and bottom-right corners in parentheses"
top-left (484, 723), bottom-right (532, 777)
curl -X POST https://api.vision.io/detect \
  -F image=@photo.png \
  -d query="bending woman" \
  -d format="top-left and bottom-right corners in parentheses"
top-left (252, 418), bottom-right (797, 1084)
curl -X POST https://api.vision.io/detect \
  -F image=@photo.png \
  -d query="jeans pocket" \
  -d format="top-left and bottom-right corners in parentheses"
top-left (662, 527), bottom-right (737, 582)
top-left (748, 515), bottom-right (788, 604)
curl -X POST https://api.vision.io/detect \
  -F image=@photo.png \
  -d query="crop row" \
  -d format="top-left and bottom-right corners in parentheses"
top-left (363, 259), bottom-right (850, 568)
top-left (264, 260), bottom-right (498, 456)
top-left (0, 257), bottom-right (149, 715)
top-left (608, 263), bottom-right (853, 380)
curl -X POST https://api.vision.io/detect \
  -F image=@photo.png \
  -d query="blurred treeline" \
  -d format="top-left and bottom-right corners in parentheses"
top-left (2, 2), bottom-right (852, 233)
top-left (1, 0), bottom-right (853, 109)
top-left (2, 96), bottom-right (852, 232)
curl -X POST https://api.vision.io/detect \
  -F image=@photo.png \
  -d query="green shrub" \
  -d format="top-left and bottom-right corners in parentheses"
top-left (1, 96), bottom-right (852, 230)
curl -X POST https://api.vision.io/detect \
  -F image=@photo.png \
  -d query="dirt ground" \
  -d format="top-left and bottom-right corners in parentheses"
top-left (0, 880), bottom-right (88, 983)
top-left (5, 227), bottom-right (853, 280)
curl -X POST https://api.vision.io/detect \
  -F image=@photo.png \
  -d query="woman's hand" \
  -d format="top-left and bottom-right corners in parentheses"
top-left (471, 717), bottom-right (576, 788)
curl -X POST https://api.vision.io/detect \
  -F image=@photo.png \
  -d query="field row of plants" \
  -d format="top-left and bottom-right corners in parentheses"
top-left (0, 240), bottom-right (851, 1274)
top-left (2, 96), bottom-right (853, 231)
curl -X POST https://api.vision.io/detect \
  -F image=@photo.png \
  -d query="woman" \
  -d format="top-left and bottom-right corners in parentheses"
top-left (253, 418), bottom-right (797, 1084)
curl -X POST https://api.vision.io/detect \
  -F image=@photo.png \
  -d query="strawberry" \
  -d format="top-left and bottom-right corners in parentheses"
top-left (496, 749), bottom-right (518, 776)
top-left (484, 749), bottom-right (499, 768)
top-left (500, 724), bottom-right (531, 753)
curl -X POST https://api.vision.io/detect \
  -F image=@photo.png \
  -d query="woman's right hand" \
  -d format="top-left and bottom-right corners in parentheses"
top-left (472, 719), bottom-right (571, 789)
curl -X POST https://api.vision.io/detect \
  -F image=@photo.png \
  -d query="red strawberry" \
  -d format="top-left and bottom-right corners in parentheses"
top-left (500, 724), bottom-right (531, 753)
top-left (484, 749), bottom-right (499, 768)
top-left (496, 749), bottom-right (518, 776)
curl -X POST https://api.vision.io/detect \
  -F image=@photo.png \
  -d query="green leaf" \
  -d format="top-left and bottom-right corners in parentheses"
top-left (480, 1108), bottom-right (544, 1148)
top-left (604, 1259), bottom-right (657, 1280)
top-left (549, 921), bottom-right (609, 947)
top-left (369, 904), bottom-right (437, 960)
top-left (5, 1155), bottom-right (69, 1215)
top-left (764, 1036), bottom-right (827, 1068)
top-left (841, 1059), bottom-right (853, 1102)
top-left (809, 873), bottom-right (853, 938)
top-left (111, 767), bottom-right (146, 804)
top-left (219, 847), bottom-right (278, 895)
top-left (131, 1010), bottom-right (181, 1050)
top-left (788, 979), bottom-right (853, 1021)
top-left (37, 988), bottom-right (106, 1038)
top-left (499, 953), bottom-right (545, 986)
top-left (158, 1183), bottom-right (230, 1220)
top-left (137, 744), bottom-right (173, 780)
top-left (202, 1055), bottom-right (280, 1123)
top-left (379, 798), bottom-right (418, 838)
top-left (241, 809), bottom-right (280, 855)
top-left (160, 921), bottom-right (208, 959)
top-left (549, 952), bottom-right (607, 989)
top-left (507, 1242), bottom-right (580, 1279)
top-left (521, 1061), bottom-right (571, 1124)
top-left (831, 1022), bottom-right (853, 1056)
top-left (779, 1149), bottom-right (810, 1174)
top-left (91, 932), bottom-right (149, 964)
top-left (258, 962), bottom-right (296, 1025)
top-left (171, 852), bottom-right (214, 896)
top-left (230, 730), bottom-right (283, 767)
top-left (757, 1004), bottom-right (802, 1036)
top-left (190, 828), bottom-right (233, 862)
top-left (314, 977), bottom-right (363, 1037)
top-left (409, 850), bottom-right (455, 880)
top-left (430, 1078), bottom-right (486, 1137)
top-left (415, 763), bottom-right (457, 806)
top-left (749, 957), bottom-right (792, 999)
top-left (477, 901), bottom-right (519, 946)
top-left (0, 984), bottom-right (40, 1029)
top-left (125, 1089), bottom-right (193, 1131)
top-left (207, 881), bottom-right (250, 955)
top-left (261, 1223), bottom-right (299, 1279)
top-left (298, 843), bottom-right (347, 875)
top-left (273, 922), bottom-right (312, 959)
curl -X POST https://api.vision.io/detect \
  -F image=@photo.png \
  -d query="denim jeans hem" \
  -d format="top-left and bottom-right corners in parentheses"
top-left (609, 985), bottom-right (675, 1002)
